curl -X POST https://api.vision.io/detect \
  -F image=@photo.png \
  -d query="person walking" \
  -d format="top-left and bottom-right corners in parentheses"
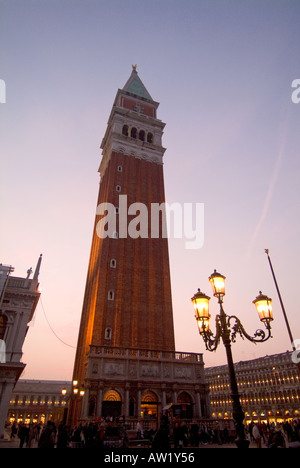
top-left (38, 421), bottom-right (56, 448)
top-left (252, 423), bottom-right (262, 448)
top-left (17, 422), bottom-right (29, 448)
top-left (57, 423), bottom-right (69, 448)
top-left (10, 421), bottom-right (17, 439)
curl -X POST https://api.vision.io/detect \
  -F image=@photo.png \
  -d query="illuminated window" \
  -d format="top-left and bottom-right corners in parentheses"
top-left (103, 390), bottom-right (122, 401)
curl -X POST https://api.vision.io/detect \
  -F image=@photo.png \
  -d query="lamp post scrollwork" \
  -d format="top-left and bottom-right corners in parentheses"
top-left (191, 270), bottom-right (274, 449)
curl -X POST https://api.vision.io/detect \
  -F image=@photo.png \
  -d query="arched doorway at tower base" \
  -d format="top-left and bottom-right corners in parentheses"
top-left (102, 390), bottom-right (122, 420)
top-left (141, 391), bottom-right (158, 425)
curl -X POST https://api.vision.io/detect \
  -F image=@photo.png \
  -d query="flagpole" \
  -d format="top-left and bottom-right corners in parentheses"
top-left (265, 249), bottom-right (296, 350)
top-left (265, 249), bottom-right (300, 379)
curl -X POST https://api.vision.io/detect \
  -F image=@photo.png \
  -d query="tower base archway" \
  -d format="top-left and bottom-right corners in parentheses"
top-left (102, 390), bottom-right (122, 420)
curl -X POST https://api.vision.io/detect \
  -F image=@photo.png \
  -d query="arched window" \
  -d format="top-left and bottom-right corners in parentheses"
top-left (110, 259), bottom-right (117, 268)
top-left (103, 390), bottom-right (122, 402)
top-left (116, 185), bottom-right (121, 192)
top-left (105, 328), bottom-right (112, 340)
top-left (177, 391), bottom-right (194, 419)
top-left (142, 391), bottom-right (158, 403)
top-left (147, 132), bottom-right (153, 144)
top-left (131, 127), bottom-right (137, 139)
top-left (177, 391), bottom-right (193, 404)
top-left (139, 130), bottom-right (145, 141)
top-left (122, 125), bottom-right (129, 136)
top-left (108, 290), bottom-right (114, 301)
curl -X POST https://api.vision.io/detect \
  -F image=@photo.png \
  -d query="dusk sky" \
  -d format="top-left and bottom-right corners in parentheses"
top-left (1, 0), bottom-right (300, 381)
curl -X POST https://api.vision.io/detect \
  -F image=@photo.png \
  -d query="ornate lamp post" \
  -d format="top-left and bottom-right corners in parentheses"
top-left (191, 270), bottom-right (273, 448)
top-left (65, 380), bottom-right (85, 426)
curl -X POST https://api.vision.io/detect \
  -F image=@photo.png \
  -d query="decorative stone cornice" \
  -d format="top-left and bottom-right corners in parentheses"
top-left (99, 134), bottom-right (165, 177)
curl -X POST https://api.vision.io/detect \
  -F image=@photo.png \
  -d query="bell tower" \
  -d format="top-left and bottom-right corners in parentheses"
top-left (69, 68), bottom-right (209, 427)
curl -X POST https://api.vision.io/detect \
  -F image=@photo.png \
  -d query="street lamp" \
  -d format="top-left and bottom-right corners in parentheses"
top-left (66, 380), bottom-right (85, 426)
top-left (191, 270), bottom-right (274, 448)
top-left (208, 270), bottom-right (226, 298)
top-left (191, 289), bottom-right (211, 334)
top-left (252, 291), bottom-right (273, 323)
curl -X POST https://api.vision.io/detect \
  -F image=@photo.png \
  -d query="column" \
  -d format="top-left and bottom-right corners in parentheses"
top-left (81, 386), bottom-right (89, 420)
top-left (137, 389), bottom-right (141, 419)
top-left (96, 386), bottom-right (103, 418)
top-left (162, 390), bottom-right (166, 409)
top-left (0, 381), bottom-right (14, 438)
top-left (125, 385), bottom-right (130, 418)
top-left (195, 392), bottom-right (202, 419)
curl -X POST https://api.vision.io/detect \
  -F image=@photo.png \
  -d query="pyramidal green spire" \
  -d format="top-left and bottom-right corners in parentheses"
top-left (122, 65), bottom-right (153, 101)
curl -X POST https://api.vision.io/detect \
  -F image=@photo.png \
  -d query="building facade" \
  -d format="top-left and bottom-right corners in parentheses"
top-left (206, 351), bottom-right (300, 425)
top-left (6, 351), bottom-right (298, 430)
top-left (6, 379), bottom-right (71, 427)
top-left (83, 347), bottom-right (209, 428)
top-left (0, 256), bottom-right (41, 437)
top-left (69, 67), bottom-right (210, 426)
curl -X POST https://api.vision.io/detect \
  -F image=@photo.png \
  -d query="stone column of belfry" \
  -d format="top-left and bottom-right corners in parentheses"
top-left (69, 67), bottom-right (176, 425)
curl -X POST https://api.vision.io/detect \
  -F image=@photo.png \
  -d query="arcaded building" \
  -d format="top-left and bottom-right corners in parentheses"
top-left (206, 351), bottom-right (300, 424)
top-left (6, 379), bottom-right (71, 426)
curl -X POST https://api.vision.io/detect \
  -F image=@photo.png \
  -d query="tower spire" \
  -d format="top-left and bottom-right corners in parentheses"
top-left (33, 254), bottom-right (42, 281)
top-left (122, 66), bottom-right (153, 101)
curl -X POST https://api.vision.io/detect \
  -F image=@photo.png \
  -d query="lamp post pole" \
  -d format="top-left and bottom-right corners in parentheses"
top-left (191, 270), bottom-right (273, 449)
top-left (218, 299), bottom-right (247, 448)
top-left (65, 380), bottom-right (85, 426)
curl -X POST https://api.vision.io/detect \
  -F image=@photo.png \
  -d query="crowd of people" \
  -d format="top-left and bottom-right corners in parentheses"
top-left (7, 416), bottom-right (300, 448)
top-left (9, 420), bottom-right (105, 448)
top-left (247, 419), bottom-right (300, 449)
